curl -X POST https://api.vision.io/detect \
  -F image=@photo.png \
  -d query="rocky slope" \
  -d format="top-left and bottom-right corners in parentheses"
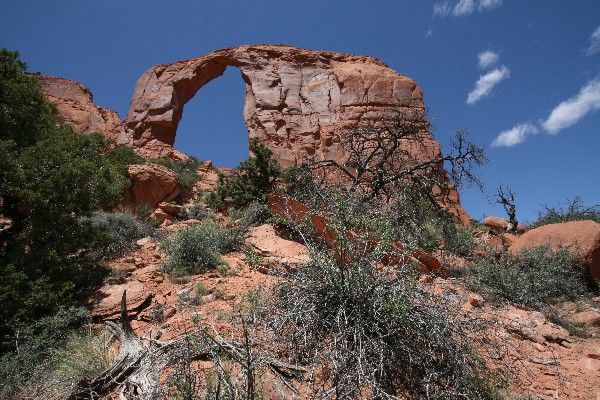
top-left (80, 167), bottom-right (600, 399)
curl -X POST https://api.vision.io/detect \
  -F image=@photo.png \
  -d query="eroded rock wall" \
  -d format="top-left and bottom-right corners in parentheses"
top-left (37, 75), bottom-right (125, 142)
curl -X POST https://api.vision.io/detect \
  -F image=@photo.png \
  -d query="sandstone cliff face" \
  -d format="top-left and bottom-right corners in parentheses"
top-left (37, 75), bottom-right (125, 142)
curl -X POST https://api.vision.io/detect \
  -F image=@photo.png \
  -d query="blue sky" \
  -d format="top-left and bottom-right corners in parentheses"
top-left (2, 1), bottom-right (599, 222)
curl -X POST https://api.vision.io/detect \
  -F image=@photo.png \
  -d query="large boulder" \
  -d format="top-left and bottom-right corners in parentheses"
top-left (484, 216), bottom-right (527, 234)
top-left (122, 164), bottom-right (181, 212)
top-left (509, 220), bottom-right (600, 281)
top-left (37, 75), bottom-right (125, 142)
top-left (123, 44), bottom-right (469, 223)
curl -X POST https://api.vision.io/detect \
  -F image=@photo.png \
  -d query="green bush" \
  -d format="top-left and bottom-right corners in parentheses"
top-left (228, 201), bottom-right (271, 227)
top-left (468, 245), bottom-right (590, 308)
top-left (0, 50), bottom-right (134, 346)
top-left (0, 306), bottom-right (88, 398)
top-left (103, 144), bottom-right (145, 173)
top-left (386, 184), bottom-right (475, 256)
top-left (179, 202), bottom-right (214, 221)
top-left (84, 210), bottom-right (157, 259)
top-left (534, 196), bottom-right (600, 227)
top-left (271, 194), bottom-right (497, 399)
top-left (205, 138), bottom-right (281, 210)
top-left (160, 222), bottom-right (245, 275)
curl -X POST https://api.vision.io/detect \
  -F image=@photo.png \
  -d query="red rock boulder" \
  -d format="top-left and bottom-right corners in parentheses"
top-left (509, 220), bottom-right (600, 281)
top-left (122, 164), bottom-right (181, 212)
top-left (484, 216), bottom-right (526, 234)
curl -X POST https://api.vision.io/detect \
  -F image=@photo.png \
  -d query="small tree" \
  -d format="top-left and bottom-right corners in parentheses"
top-left (206, 138), bottom-right (281, 210)
top-left (306, 111), bottom-right (487, 204)
top-left (495, 185), bottom-right (518, 233)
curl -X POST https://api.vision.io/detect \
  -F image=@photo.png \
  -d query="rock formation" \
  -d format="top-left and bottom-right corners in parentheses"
top-left (123, 44), bottom-right (427, 165)
top-left (37, 75), bottom-right (125, 142)
top-left (39, 44), bottom-right (470, 222)
top-left (510, 220), bottom-right (600, 281)
top-left (122, 164), bottom-right (181, 212)
top-left (123, 44), bottom-right (469, 222)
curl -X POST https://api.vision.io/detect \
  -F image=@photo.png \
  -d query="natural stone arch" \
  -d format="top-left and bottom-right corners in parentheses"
top-left (123, 44), bottom-right (428, 167)
top-left (39, 44), bottom-right (471, 223)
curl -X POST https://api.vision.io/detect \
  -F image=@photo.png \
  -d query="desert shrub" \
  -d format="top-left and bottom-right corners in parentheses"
top-left (386, 184), bottom-right (475, 256)
top-left (270, 194), bottom-right (497, 399)
top-left (151, 155), bottom-right (202, 189)
top-left (468, 245), bottom-right (589, 309)
top-left (84, 210), bottom-right (157, 259)
top-left (26, 326), bottom-right (114, 398)
top-left (160, 222), bottom-right (245, 275)
top-left (534, 196), bottom-right (600, 227)
top-left (103, 144), bottom-right (145, 172)
top-left (229, 201), bottom-right (271, 227)
top-left (281, 163), bottom-right (332, 208)
top-left (0, 306), bottom-right (88, 398)
top-left (205, 138), bottom-right (281, 210)
top-left (179, 202), bottom-right (214, 221)
top-left (272, 251), bottom-right (495, 399)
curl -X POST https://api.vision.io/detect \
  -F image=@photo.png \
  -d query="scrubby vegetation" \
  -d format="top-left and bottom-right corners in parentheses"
top-left (160, 222), bottom-right (245, 275)
top-left (468, 246), bottom-right (591, 309)
top-left (533, 196), bottom-right (600, 227)
top-left (84, 210), bottom-right (158, 259)
top-left (150, 155), bottom-right (203, 190)
top-left (271, 193), bottom-right (497, 398)
top-left (205, 138), bottom-right (281, 210)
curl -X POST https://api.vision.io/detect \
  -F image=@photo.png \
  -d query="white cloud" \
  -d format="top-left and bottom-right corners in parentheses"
top-left (541, 78), bottom-right (600, 134)
top-left (433, 1), bottom-right (451, 17)
top-left (453, 0), bottom-right (476, 16)
top-left (425, 27), bottom-right (433, 38)
top-left (433, 0), bottom-right (501, 17)
top-left (586, 25), bottom-right (600, 56)
top-left (478, 0), bottom-right (502, 12)
top-left (491, 123), bottom-right (539, 148)
top-left (466, 65), bottom-right (510, 105)
top-left (478, 50), bottom-right (500, 69)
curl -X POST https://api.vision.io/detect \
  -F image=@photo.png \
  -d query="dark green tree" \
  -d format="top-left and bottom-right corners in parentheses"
top-left (206, 138), bottom-right (281, 209)
top-left (0, 49), bottom-right (133, 349)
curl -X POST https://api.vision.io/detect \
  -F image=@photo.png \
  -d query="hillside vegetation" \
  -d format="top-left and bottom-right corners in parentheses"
top-left (1, 49), bottom-right (599, 399)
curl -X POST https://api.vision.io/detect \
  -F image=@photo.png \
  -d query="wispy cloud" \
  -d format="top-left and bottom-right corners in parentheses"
top-left (541, 78), bottom-right (600, 134)
top-left (478, 50), bottom-right (499, 69)
top-left (586, 25), bottom-right (600, 56)
top-left (433, 1), bottom-right (452, 17)
top-left (433, 0), bottom-right (501, 17)
top-left (466, 65), bottom-right (510, 105)
top-left (478, 0), bottom-right (502, 12)
top-left (491, 123), bottom-right (539, 148)
top-left (453, 0), bottom-right (476, 16)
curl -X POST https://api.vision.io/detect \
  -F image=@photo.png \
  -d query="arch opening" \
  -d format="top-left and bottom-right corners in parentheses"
top-left (174, 66), bottom-right (248, 168)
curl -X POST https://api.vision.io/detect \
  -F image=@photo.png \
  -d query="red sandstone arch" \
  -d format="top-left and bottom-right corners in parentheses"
top-left (123, 45), bottom-right (427, 166)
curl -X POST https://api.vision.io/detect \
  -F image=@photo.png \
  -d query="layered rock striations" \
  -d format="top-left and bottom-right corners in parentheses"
top-left (39, 44), bottom-right (470, 222)
top-left (37, 75), bottom-right (125, 142)
top-left (123, 45), bottom-right (427, 165)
